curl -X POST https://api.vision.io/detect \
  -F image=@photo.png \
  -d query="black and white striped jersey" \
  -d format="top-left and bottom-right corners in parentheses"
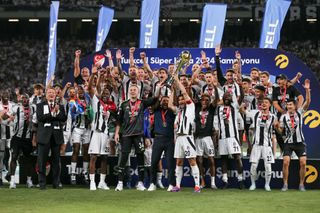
top-left (175, 100), bottom-right (195, 135)
top-left (280, 108), bottom-right (305, 144)
top-left (214, 105), bottom-right (241, 141)
top-left (247, 110), bottom-right (277, 147)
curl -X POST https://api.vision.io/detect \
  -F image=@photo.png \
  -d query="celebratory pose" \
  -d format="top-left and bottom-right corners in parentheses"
top-left (243, 97), bottom-right (278, 191)
top-left (214, 92), bottom-right (244, 189)
top-left (171, 75), bottom-right (201, 193)
top-left (114, 84), bottom-right (159, 191)
top-left (276, 79), bottom-right (311, 192)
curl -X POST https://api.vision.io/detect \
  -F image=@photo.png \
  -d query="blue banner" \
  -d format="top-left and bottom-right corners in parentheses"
top-left (259, 0), bottom-right (291, 49)
top-left (46, 1), bottom-right (59, 85)
top-left (95, 6), bottom-right (114, 52)
top-left (139, 0), bottom-right (160, 48)
top-left (199, 4), bottom-right (227, 48)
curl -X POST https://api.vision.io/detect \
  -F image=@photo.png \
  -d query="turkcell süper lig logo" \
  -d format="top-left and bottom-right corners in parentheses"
top-left (304, 110), bottom-right (320, 128)
top-left (305, 165), bottom-right (318, 184)
top-left (275, 54), bottom-right (289, 69)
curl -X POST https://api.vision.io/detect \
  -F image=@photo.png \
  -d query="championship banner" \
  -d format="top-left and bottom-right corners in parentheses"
top-left (95, 6), bottom-right (114, 52)
top-left (259, 0), bottom-right (291, 49)
top-left (199, 4), bottom-right (227, 48)
top-left (139, 0), bottom-right (160, 48)
top-left (63, 48), bottom-right (320, 159)
top-left (46, 1), bottom-right (59, 85)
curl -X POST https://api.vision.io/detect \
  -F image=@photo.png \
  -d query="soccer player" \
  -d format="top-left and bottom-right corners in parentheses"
top-left (242, 97), bottom-right (278, 191)
top-left (8, 94), bottom-right (35, 189)
top-left (0, 91), bottom-right (15, 186)
top-left (223, 69), bottom-right (241, 103)
top-left (88, 72), bottom-right (117, 191)
top-left (171, 74), bottom-right (201, 193)
top-left (276, 79), bottom-right (311, 192)
top-left (195, 93), bottom-right (217, 189)
top-left (69, 86), bottom-right (92, 185)
top-left (272, 74), bottom-right (304, 152)
top-left (250, 68), bottom-right (260, 88)
top-left (114, 84), bottom-right (160, 191)
top-left (214, 92), bottom-right (244, 189)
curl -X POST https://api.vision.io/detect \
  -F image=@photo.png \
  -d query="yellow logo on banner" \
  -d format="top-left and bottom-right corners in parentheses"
top-left (305, 165), bottom-right (318, 184)
top-left (304, 110), bottom-right (320, 128)
top-left (275, 54), bottom-right (289, 69)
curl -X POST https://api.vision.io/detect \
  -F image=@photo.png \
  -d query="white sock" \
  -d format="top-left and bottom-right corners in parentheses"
top-left (265, 163), bottom-right (272, 187)
top-left (211, 176), bottom-right (215, 186)
top-left (11, 175), bottom-right (15, 183)
top-left (175, 166), bottom-right (183, 188)
top-left (118, 181), bottom-right (123, 185)
top-left (222, 173), bottom-right (228, 183)
top-left (27, 176), bottom-right (32, 182)
top-left (237, 173), bottom-right (243, 181)
top-left (157, 172), bottom-right (162, 182)
top-left (71, 162), bottom-right (77, 174)
top-left (250, 163), bottom-right (258, 186)
top-left (100, 174), bottom-right (106, 183)
top-left (191, 165), bottom-right (200, 187)
top-left (89, 174), bottom-right (95, 182)
top-left (83, 162), bottom-right (89, 174)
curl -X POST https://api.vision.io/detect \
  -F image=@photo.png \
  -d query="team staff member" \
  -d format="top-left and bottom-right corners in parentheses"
top-left (36, 88), bottom-right (67, 190)
top-left (114, 84), bottom-right (161, 191)
top-left (148, 94), bottom-right (176, 192)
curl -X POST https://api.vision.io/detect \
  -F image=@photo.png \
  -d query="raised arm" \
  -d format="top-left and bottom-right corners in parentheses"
top-left (129, 47), bottom-right (135, 67)
top-left (88, 70), bottom-right (98, 98)
top-left (61, 82), bottom-right (71, 98)
top-left (289, 72), bottom-right (302, 85)
top-left (74, 50), bottom-right (81, 78)
top-left (191, 64), bottom-right (202, 85)
top-left (105, 49), bottom-right (114, 68)
top-left (141, 51), bottom-right (153, 79)
top-left (116, 49), bottom-right (125, 78)
top-left (174, 74), bottom-right (191, 102)
top-left (46, 75), bottom-right (55, 91)
top-left (302, 79), bottom-right (311, 111)
top-left (215, 45), bottom-right (226, 86)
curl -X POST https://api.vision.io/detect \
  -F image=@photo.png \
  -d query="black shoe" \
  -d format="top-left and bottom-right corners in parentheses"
top-left (238, 180), bottom-right (245, 190)
top-left (5, 173), bottom-right (11, 182)
top-left (82, 172), bottom-right (90, 185)
top-left (39, 185), bottom-right (46, 190)
top-left (53, 184), bottom-right (63, 189)
top-left (221, 181), bottom-right (228, 189)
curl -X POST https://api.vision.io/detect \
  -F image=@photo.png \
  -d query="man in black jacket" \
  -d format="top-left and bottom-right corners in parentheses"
top-left (36, 88), bottom-right (67, 190)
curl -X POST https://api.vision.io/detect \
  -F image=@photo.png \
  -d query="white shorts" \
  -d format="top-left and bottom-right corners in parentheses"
top-left (218, 138), bottom-right (241, 155)
top-left (71, 128), bottom-right (91, 145)
top-left (174, 135), bottom-right (197, 159)
top-left (88, 131), bottom-right (110, 155)
top-left (63, 131), bottom-right (71, 145)
top-left (250, 145), bottom-right (275, 164)
top-left (195, 136), bottom-right (215, 157)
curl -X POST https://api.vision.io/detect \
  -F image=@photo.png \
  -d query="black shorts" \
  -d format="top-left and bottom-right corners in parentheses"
top-left (11, 136), bottom-right (33, 157)
top-left (121, 135), bottom-right (144, 154)
top-left (283, 143), bottom-right (307, 158)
